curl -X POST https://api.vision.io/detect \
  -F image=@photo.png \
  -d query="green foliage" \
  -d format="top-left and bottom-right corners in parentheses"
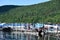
top-left (0, 0), bottom-right (60, 23)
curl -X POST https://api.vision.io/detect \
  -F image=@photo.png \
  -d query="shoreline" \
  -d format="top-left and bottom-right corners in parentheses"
top-left (11, 31), bottom-right (38, 36)
top-left (0, 30), bottom-right (38, 36)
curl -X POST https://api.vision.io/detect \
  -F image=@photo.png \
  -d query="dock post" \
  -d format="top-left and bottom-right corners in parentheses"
top-left (56, 26), bottom-right (58, 40)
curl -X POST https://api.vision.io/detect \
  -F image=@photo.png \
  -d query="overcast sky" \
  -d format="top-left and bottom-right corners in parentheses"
top-left (0, 0), bottom-right (50, 6)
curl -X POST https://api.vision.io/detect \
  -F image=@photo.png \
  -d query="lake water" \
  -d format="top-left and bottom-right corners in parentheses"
top-left (0, 31), bottom-right (38, 40)
top-left (0, 31), bottom-right (59, 40)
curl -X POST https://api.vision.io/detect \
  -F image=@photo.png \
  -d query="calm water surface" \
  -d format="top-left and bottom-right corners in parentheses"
top-left (0, 31), bottom-right (58, 40)
top-left (0, 31), bottom-right (38, 40)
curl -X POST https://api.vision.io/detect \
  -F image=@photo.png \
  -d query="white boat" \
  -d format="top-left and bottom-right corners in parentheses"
top-left (44, 24), bottom-right (59, 33)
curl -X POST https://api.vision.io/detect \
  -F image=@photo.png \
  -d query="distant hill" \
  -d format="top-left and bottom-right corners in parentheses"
top-left (0, 5), bottom-right (21, 13)
top-left (0, 0), bottom-right (60, 23)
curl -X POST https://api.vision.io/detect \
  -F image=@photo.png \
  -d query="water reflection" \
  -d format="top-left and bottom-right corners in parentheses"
top-left (0, 31), bottom-right (38, 40)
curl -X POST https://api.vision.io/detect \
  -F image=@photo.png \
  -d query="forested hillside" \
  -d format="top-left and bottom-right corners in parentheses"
top-left (0, 0), bottom-right (60, 23)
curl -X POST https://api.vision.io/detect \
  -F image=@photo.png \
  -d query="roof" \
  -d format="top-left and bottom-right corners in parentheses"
top-left (35, 23), bottom-right (44, 28)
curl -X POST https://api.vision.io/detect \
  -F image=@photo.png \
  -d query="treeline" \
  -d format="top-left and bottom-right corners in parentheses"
top-left (0, 0), bottom-right (60, 23)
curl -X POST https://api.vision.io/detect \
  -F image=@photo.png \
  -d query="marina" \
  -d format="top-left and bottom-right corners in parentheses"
top-left (0, 23), bottom-right (60, 40)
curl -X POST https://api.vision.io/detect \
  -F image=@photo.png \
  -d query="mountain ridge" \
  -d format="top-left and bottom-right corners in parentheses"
top-left (0, 0), bottom-right (60, 23)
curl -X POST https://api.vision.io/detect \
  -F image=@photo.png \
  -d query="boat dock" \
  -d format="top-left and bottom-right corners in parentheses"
top-left (12, 31), bottom-right (38, 36)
